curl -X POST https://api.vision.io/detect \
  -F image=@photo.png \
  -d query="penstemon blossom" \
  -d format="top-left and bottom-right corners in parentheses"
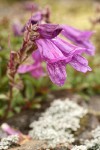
top-left (18, 22), bottom-right (92, 86)
top-left (18, 50), bottom-right (45, 78)
top-left (27, 11), bottom-right (95, 56)
top-left (29, 7), bottom-right (50, 24)
top-left (13, 7), bottom-right (50, 37)
top-left (61, 25), bottom-right (95, 55)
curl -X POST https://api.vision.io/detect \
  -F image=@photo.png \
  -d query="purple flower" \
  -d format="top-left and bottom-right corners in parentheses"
top-left (18, 24), bottom-right (63, 81)
top-left (21, 12), bottom-right (43, 32)
top-left (36, 39), bottom-right (69, 86)
top-left (52, 38), bottom-right (91, 73)
top-left (1, 123), bottom-right (20, 135)
top-left (36, 37), bottom-right (91, 86)
top-left (18, 23), bottom-right (92, 86)
top-left (24, 7), bottom-right (50, 29)
top-left (61, 25), bottom-right (95, 55)
top-left (38, 24), bottom-right (62, 39)
top-left (29, 7), bottom-right (51, 24)
top-left (47, 61), bottom-right (67, 86)
top-left (18, 50), bottom-right (45, 78)
top-left (30, 12), bottom-right (43, 25)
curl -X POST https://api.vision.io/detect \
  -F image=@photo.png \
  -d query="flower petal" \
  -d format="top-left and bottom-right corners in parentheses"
top-left (77, 31), bottom-right (94, 41)
top-left (32, 50), bottom-right (43, 62)
top-left (30, 64), bottom-right (46, 78)
top-left (18, 64), bottom-right (37, 73)
top-left (38, 24), bottom-right (62, 39)
top-left (80, 41), bottom-right (95, 56)
top-left (18, 63), bottom-right (45, 78)
top-left (36, 39), bottom-right (66, 63)
top-left (61, 25), bottom-right (95, 56)
top-left (52, 38), bottom-right (91, 73)
top-left (31, 12), bottom-right (43, 24)
top-left (69, 55), bottom-right (92, 73)
top-left (52, 38), bottom-right (86, 55)
top-left (47, 61), bottom-right (67, 86)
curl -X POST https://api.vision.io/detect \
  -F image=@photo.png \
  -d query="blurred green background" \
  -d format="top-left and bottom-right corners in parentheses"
top-left (0, 0), bottom-right (100, 117)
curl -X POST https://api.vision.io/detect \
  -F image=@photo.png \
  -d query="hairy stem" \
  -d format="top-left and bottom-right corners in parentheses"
top-left (3, 24), bottom-right (37, 119)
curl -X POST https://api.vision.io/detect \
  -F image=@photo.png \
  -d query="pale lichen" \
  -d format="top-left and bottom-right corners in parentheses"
top-left (71, 145), bottom-right (87, 150)
top-left (29, 98), bottom-right (87, 148)
top-left (0, 135), bottom-right (19, 150)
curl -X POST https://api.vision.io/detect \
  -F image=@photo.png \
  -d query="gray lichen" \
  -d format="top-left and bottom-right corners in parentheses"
top-left (71, 145), bottom-right (87, 150)
top-left (0, 135), bottom-right (19, 150)
top-left (29, 98), bottom-right (87, 148)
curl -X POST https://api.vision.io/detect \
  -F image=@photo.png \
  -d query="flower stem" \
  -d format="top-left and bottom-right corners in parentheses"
top-left (3, 24), bottom-right (37, 119)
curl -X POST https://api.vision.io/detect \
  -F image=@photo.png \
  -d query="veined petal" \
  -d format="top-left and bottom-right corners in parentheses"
top-left (62, 25), bottom-right (93, 42)
top-left (52, 38), bottom-right (86, 55)
top-left (80, 41), bottom-right (95, 56)
top-left (69, 55), bottom-right (92, 73)
top-left (77, 31), bottom-right (94, 41)
top-left (18, 63), bottom-right (45, 78)
top-left (30, 64), bottom-right (46, 78)
top-left (32, 50), bottom-right (43, 62)
top-left (47, 61), bottom-right (67, 86)
top-left (61, 25), bottom-right (95, 56)
top-left (18, 64), bottom-right (34, 73)
top-left (52, 38), bottom-right (91, 73)
top-left (36, 39), bottom-right (67, 63)
top-left (61, 25), bottom-right (81, 42)
top-left (38, 24), bottom-right (62, 39)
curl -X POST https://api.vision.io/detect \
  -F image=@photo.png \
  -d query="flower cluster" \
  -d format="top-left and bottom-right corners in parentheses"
top-left (17, 10), bottom-right (95, 86)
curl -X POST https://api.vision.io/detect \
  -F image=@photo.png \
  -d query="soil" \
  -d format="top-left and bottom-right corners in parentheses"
top-left (9, 140), bottom-right (47, 150)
